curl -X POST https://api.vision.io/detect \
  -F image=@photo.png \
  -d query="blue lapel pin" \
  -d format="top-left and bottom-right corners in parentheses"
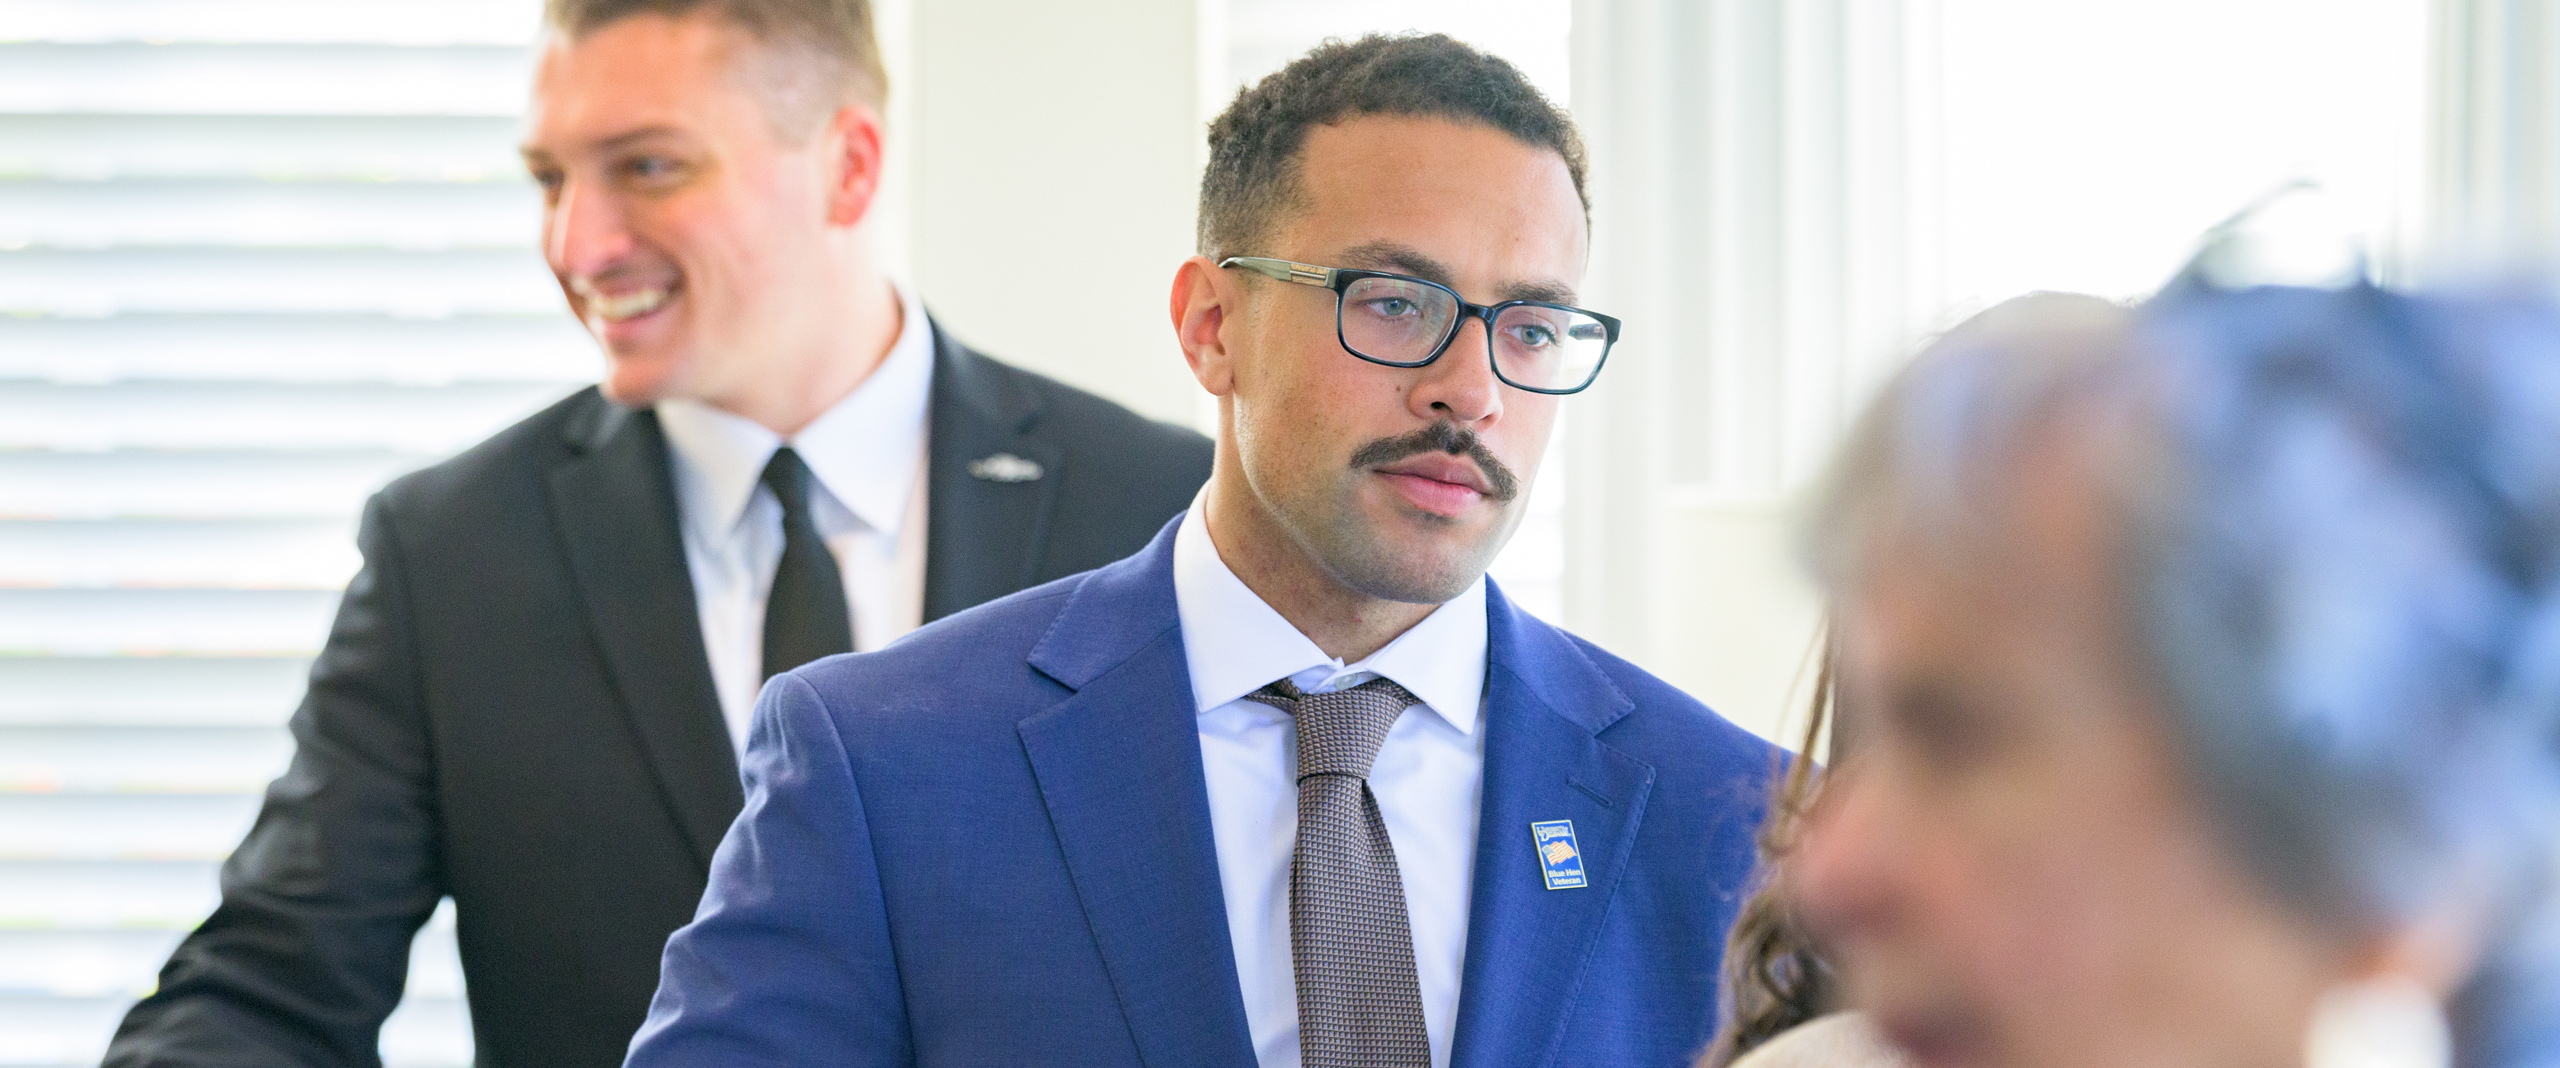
top-left (1531, 819), bottom-right (1586, 890)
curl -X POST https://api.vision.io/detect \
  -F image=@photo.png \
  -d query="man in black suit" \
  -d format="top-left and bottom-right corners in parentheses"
top-left (103, 1), bottom-right (1212, 1065)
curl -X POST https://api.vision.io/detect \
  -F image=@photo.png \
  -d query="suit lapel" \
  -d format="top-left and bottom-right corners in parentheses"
top-left (1015, 523), bottom-right (1258, 1068)
top-left (1450, 586), bottom-right (1655, 1068)
top-left (545, 397), bottom-right (741, 868)
top-left (923, 323), bottom-right (1064, 621)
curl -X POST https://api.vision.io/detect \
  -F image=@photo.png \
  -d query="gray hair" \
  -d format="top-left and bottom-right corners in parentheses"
top-left (1809, 283), bottom-right (2560, 1065)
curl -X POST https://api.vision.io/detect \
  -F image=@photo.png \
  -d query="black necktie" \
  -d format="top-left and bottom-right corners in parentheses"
top-left (759, 447), bottom-right (853, 679)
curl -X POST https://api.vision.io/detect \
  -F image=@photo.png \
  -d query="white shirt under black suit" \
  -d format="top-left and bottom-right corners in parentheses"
top-left (656, 283), bottom-right (934, 746)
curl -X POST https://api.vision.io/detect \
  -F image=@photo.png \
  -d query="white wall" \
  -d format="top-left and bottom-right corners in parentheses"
top-left (892, 0), bottom-right (1213, 427)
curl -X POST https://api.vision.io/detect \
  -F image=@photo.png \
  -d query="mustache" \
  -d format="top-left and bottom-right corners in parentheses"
top-left (1347, 422), bottom-right (1521, 502)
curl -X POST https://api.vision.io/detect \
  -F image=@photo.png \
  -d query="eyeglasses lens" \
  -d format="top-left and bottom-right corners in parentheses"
top-left (1492, 304), bottom-right (1609, 391)
top-left (1339, 276), bottom-right (1459, 364)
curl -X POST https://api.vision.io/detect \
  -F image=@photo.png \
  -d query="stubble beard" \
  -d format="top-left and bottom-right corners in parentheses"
top-left (1308, 495), bottom-right (1519, 605)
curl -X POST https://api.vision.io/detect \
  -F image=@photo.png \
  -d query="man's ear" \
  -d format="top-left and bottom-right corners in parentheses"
top-left (1172, 255), bottom-right (1239, 397)
top-left (822, 103), bottom-right (886, 228)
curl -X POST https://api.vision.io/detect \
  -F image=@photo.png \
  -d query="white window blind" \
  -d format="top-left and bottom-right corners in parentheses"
top-left (0, 2), bottom-right (590, 1065)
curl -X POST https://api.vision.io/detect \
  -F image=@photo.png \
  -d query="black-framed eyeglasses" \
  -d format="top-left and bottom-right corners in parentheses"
top-left (1219, 256), bottom-right (1619, 395)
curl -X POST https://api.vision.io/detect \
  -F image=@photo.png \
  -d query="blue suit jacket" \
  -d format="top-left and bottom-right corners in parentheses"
top-left (626, 517), bottom-right (1779, 1068)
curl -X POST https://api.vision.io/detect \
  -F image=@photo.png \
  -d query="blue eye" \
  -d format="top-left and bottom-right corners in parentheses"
top-left (621, 156), bottom-right (685, 184)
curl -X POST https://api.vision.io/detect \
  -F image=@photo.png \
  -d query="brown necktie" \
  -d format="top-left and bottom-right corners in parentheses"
top-left (1245, 676), bottom-right (1432, 1068)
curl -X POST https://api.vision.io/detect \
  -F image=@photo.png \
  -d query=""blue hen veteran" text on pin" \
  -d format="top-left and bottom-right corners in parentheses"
top-left (1531, 819), bottom-right (1586, 890)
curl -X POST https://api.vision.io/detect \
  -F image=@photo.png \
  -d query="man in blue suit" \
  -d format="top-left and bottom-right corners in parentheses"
top-left (626, 33), bottom-right (1779, 1068)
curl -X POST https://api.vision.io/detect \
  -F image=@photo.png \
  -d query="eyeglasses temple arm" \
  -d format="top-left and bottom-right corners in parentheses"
top-left (1216, 257), bottom-right (1336, 288)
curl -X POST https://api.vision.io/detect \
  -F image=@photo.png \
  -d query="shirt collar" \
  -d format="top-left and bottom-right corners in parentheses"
top-left (1171, 499), bottom-right (1487, 735)
top-left (657, 282), bottom-right (935, 542)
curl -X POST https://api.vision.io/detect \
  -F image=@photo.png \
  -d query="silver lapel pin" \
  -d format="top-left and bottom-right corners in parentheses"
top-left (967, 453), bottom-right (1045, 483)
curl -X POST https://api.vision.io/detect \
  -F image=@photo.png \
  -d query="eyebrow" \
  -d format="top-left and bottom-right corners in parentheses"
top-left (1335, 240), bottom-right (1580, 307)
top-left (519, 125), bottom-right (697, 163)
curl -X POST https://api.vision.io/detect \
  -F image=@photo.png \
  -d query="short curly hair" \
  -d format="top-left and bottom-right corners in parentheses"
top-left (1198, 33), bottom-right (1589, 260)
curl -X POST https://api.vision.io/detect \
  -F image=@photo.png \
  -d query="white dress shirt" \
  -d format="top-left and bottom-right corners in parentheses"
top-left (657, 283), bottom-right (935, 746)
top-left (1173, 502), bottom-right (1489, 1068)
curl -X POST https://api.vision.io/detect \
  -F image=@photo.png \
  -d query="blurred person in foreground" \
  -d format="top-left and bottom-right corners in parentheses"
top-left (623, 33), bottom-right (1777, 1068)
top-left (1791, 282), bottom-right (2560, 1068)
top-left (106, 1), bottom-right (1210, 1064)
top-left (1699, 635), bottom-right (1905, 1068)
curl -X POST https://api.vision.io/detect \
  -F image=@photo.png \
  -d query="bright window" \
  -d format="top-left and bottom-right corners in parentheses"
top-left (1925, 0), bottom-right (2429, 316)
top-left (0, 3), bottom-right (579, 1064)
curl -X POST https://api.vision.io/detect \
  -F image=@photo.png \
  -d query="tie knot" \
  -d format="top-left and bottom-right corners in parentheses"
top-left (760, 446), bottom-right (818, 518)
top-left (1247, 676), bottom-right (1419, 781)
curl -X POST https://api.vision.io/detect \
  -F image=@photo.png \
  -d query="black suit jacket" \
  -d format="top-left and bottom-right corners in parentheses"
top-left (105, 326), bottom-right (1214, 1068)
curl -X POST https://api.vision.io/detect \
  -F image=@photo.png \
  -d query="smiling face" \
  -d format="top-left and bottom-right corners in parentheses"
top-left (1205, 115), bottom-right (1587, 605)
top-left (1790, 438), bottom-right (2346, 1068)
top-left (520, 11), bottom-right (865, 408)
